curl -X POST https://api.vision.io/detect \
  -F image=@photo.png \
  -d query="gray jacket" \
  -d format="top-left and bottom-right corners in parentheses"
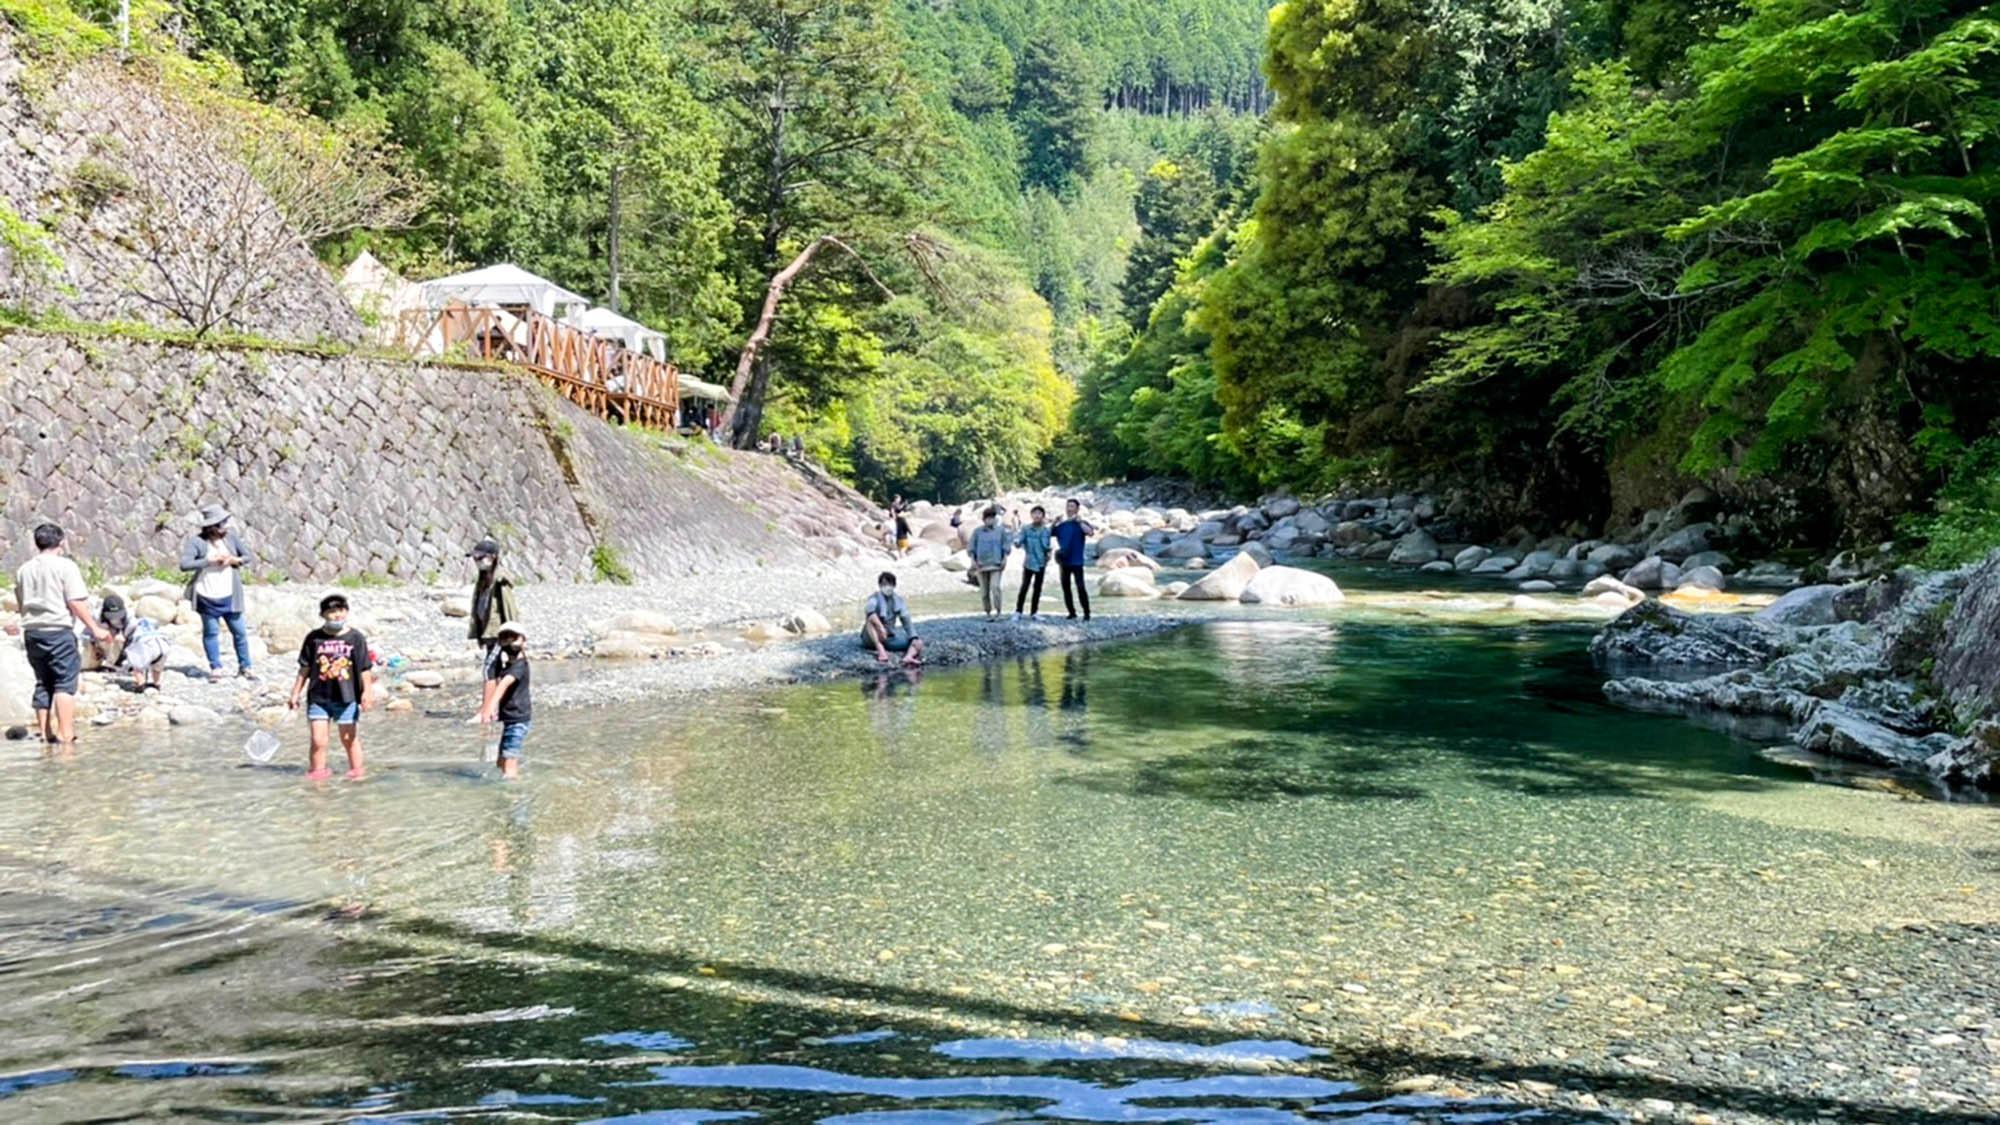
top-left (179, 531), bottom-right (251, 614)
top-left (967, 523), bottom-right (1010, 569)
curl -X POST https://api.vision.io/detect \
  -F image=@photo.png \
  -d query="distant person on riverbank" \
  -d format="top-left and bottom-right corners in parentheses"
top-left (7, 524), bottom-right (111, 746)
top-left (1014, 505), bottom-right (1051, 618)
top-left (466, 537), bottom-right (519, 679)
top-left (478, 624), bottom-right (531, 780)
top-left (287, 593), bottom-right (375, 781)
top-left (968, 506), bottom-right (1010, 621)
top-left (180, 504), bottom-right (254, 682)
top-left (1053, 499), bottom-right (1094, 622)
top-left (862, 572), bottom-right (925, 666)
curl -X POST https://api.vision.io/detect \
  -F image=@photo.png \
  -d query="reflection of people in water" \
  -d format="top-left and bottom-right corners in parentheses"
top-left (1017, 653), bottom-right (1053, 749)
top-left (1058, 646), bottom-right (1089, 750)
top-left (971, 662), bottom-right (1012, 756)
top-left (864, 667), bottom-right (922, 745)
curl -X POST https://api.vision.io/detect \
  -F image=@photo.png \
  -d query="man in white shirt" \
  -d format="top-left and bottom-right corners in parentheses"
top-left (860, 572), bottom-right (925, 667)
top-left (7, 524), bottom-right (111, 746)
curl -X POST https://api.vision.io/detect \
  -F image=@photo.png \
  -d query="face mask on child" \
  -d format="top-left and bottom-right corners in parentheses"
top-left (503, 639), bottom-right (524, 655)
top-left (322, 616), bottom-right (347, 633)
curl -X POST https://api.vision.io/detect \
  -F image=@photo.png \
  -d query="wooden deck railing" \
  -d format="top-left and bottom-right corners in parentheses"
top-left (401, 305), bottom-right (680, 430)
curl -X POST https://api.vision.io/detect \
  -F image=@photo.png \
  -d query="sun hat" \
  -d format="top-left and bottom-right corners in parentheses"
top-left (496, 622), bottom-right (526, 641)
top-left (197, 504), bottom-right (230, 528)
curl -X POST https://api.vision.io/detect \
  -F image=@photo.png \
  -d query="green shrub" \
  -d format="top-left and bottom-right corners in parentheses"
top-left (1904, 438), bottom-right (2000, 568)
top-left (590, 543), bottom-right (633, 585)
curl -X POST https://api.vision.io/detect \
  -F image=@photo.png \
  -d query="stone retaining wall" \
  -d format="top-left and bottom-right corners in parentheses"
top-left (0, 330), bottom-right (877, 582)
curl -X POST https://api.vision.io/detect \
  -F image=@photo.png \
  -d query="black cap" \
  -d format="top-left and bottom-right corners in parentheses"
top-left (468, 538), bottom-right (501, 559)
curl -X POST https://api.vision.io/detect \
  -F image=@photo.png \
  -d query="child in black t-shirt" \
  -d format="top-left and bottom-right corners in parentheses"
top-left (478, 623), bottom-right (531, 779)
top-left (287, 593), bottom-right (376, 781)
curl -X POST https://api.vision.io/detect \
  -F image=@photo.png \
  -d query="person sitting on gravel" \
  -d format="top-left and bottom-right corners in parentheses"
top-left (179, 504), bottom-right (254, 683)
top-left (968, 506), bottom-right (1011, 621)
top-left (861, 573), bottom-right (925, 666)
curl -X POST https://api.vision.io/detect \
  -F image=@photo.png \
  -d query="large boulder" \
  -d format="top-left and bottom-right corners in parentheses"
top-left (1453, 546), bottom-right (1491, 572)
top-left (1927, 721), bottom-right (2000, 790)
top-left (0, 643), bottom-right (33, 726)
top-left (1677, 565), bottom-right (1727, 591)
top-left (1623, 556), bottom-right (1684, 591)
top-left (780, 608), bottom-right (833, 635)
top-left (1582, 575), bottom-right (1645, 607)
top-left (1094, 533), bottom-right (1144, 555)
top-left (1755, 584), bottom-right (1844, 627)
top-left (1471, 555), bottom-right (1517, 575)
top-left (602, 610), bottom-right (678, 636)
top-left (1331, 521), bottom-right (1379, 549)
top-left (593, 631), bottom-right (675, 659)
top-left (917, 521), bottom-right (958, 545)
top-left (1794, 704), bottom-right (1954, 769)
top-left (1682, 551), bottom-right (1736, 573)
top-left (1387, 530), bottom-right (1440, 565)
top-left (1098, 569), bottom-right (1159, 598)
top-left (1936, 550), bottom-right (2000, 721)
top-left (1587, 543), bottom-right (1640, 571)
top-left (1652, 522), bottom-right (1717, 562)
top-left (1262, 496), bottom-right (1302, 520)
top-left (1098, 547), bottom-right (1162, 572)
top-left (1237, 541), bottom-right (1276, 567)
top-left (1160, 536), bottom-right (1209, 561)
top-left (1590, 598), bottom-right (1787, 667)
top-left (1193, 520), bottom-right (1228, 541)
top-left (1240, 566), bottom-right (1345, 607)
top-left (1178, 551), bottom-right (1262, 601)
top-left (1293, 511), bottom-right (1332, 537)
top-left (1503, 550), bottom-right (1558, 581)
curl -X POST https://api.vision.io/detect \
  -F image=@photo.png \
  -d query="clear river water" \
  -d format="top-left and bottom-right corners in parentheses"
top-left (2, 566), bottom-right (1997, 1123)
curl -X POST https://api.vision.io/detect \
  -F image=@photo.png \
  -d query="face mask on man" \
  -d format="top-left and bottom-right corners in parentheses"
top-left (878, 585), bottom-right (895, 599)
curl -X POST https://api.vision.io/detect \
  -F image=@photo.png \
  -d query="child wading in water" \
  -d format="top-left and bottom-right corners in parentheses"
top-left (288, 593), bottom-right (376, 780)
top-left (478, 623), bottom-right (531, 779)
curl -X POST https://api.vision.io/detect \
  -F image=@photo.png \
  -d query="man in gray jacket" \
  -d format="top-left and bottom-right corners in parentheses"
top-left (180, 503), bottom-right (254, 681)
top-left (967, 505), bottom-right (1011, 621)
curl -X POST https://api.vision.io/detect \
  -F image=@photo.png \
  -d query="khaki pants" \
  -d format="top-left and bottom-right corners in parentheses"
top-left (977, 568), bottom-right (1003, 614)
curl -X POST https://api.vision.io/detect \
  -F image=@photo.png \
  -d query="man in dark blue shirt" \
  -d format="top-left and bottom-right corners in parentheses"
top-left (1051, 498), bottom-right (1095, 621)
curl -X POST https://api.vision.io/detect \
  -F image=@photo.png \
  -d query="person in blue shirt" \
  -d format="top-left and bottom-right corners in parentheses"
top-left (1014, 505), bottom-right (1053, 618)
top-left (1051, 498), bottom-right (1095, 621)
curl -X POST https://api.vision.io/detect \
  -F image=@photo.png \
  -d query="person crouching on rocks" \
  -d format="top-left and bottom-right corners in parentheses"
top-left (466, 536), bottom-right (520, 708)
top-left (287, 594), bottom-right (376, 781)
top-left (105, 596), bottom-right (170, 694)
top-left (862, 572), bottom-right (925, 667)
top-left (180, 504), bottom-right (254, 682)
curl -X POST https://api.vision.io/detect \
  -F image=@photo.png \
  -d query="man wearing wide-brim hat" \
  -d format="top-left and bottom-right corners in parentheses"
top-left (178, 503), bottom-right (255, 682)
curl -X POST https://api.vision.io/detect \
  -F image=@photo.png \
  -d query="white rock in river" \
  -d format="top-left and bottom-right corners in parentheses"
top-left (1420, 560), bottom-right (1455, 574)
top-left (1178, 551), bottom-right (1261, 601)
top-left (940, 550), bottom-right (973, 572)
top-left (1098, 548), bottom-right (1161, 572)
top-left (1240, 566), bottom-right (1344, 607)
top-left (780, 608), bottom-right (832, 635)
top-left (403, 669), bottom-right (445, 689)
top-left (1471, 555), bottom-right (1517, 575)
top-left (741, 622), bottom-right (788, 643)
top-left (1237, 541), bottom-right (1276, 567)
top-left (592, 631), bottom-right (673, 659)
top-left (1622, 556), bottom-right (1682, 590)
top-left (168, 704), bottom-right (222, 725)
top-left (441, 597), bottom-right (471, 618)
top-left (1160, 536), bottom-right (1209, 560)
top-left (0, 643), bottom-right (34, 725)
top-left (602, 610), bottom-right (678, 636)
top-left (1582, 575), bottom-right (1645, 605)
top-left (1097, 569), bottom-right (1158, 598)
top-left (1162, 581), bottom-right (1190, 597)
top-left (1517, 579), bottom-right (1558, 593)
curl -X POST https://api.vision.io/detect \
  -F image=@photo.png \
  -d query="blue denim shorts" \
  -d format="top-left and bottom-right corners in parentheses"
top-left (306, 701), bottom-right (360, 724)
top-left (498, 721), bottom-right (531, 761)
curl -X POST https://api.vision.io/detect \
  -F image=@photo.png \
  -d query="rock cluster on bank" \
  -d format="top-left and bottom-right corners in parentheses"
top-left (1591, 550), bottom-right (2000, 790)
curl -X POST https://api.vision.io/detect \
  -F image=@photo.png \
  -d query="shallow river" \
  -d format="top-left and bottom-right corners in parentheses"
top-left (2, 569), bottom-right (1997, 1122)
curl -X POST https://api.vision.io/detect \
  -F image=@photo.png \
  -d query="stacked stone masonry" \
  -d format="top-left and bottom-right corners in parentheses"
top-left (0, 331), bottom-right (857, 582)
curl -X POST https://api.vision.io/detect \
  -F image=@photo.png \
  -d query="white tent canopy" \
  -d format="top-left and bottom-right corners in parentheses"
top-left (338, 251), bottom-right (424, 347)
top-left (679, 375), bottom-right (734, 402)
top-left (419, 263), bottom-right (589, 319)
top-left (570, 305), bottom-right (667, 362)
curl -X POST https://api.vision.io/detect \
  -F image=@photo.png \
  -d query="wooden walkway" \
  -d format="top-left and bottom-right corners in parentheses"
top-left (404, 305), bottom-right (680, 429)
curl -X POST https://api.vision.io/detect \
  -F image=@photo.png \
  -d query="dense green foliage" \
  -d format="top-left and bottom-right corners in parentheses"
top-left (1078, 0), bottom-right (2000, 551)
top-left (19, 0), bottom-right (1268, 501)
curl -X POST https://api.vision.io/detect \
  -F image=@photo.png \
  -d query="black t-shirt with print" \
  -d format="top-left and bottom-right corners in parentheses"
top-left (490, 654), bottom-right (532, 723)
top-left (296, 627), bottom-right (373, 710)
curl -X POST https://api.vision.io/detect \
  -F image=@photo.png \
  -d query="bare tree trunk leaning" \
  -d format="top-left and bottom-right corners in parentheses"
top-left (721, 234), bottom-right (893, 448)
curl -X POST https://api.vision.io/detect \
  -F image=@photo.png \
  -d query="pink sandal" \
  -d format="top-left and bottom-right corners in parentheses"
top-left (305, 768), bottom-right (333, 781)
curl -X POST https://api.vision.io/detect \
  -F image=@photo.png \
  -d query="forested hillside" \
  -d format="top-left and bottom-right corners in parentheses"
top-left (1080, 0), bottom-right (2000, 558)
top-left (37, 0), bottom-right (1266, 501)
